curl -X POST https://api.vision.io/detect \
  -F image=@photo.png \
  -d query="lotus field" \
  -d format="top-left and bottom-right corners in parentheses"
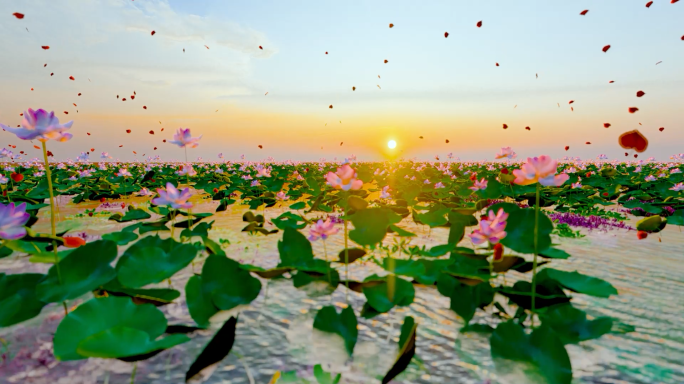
top-left (1, 113), bottom-right (684, 383)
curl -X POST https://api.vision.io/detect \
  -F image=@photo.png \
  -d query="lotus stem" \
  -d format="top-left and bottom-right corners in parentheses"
top-left (387, 257), bottom-right (395, 303)
top-left (344, 211), bottom-right (349, 303)
top-left (42, 141), bottom-right (67, 315)
top-left (531, 182), bottom-right (541, 326)
top-left (184, 146), bottom-right (192, 232)
top-left (323, 239), bottom-right (332, 286)
top-left (130, 362), bottom-right (137, 384)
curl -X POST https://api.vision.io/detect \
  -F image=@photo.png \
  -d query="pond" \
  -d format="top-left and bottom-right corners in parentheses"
top-left (2, 189), bottom-right (683, 384)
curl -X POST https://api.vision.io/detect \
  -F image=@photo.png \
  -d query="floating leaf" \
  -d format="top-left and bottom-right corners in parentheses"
top-left (382, 316), bottom-right (418, 384)
top-left (539, 268), bottom-right (618, 298)
top-left (53, 296), bottom-right (189, 361)
top-left (36, 240), bottom-right (117, 303)
top-left (490, 321), bottom-right (572, 384)
top-left (0, 273), bottom-right (47, 327)
top-left (116, 235), bottom-right (197, 288)
top-left (313, 305), bottom-right (358, 356)
top-left (185, 316), bottom-right (238, 382)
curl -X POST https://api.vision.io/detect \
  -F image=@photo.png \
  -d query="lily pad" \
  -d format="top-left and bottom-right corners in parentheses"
top-left (36, 240), bottom-right (118, 303)
top-left (116, 235), bottom-right (197, 288)
top-left (0, 273), bottom-right (47, 327)
top-left (313, 305), bottom-right (358, 356)
top-left (53, 296), bottom-right (189, 361)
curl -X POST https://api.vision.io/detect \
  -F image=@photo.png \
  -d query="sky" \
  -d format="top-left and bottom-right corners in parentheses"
top-left (0, 0), bottom-right (682, 162)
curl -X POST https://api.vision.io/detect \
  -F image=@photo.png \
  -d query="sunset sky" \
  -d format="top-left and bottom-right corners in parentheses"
top-left (1, 0), bottom-right (682, 162)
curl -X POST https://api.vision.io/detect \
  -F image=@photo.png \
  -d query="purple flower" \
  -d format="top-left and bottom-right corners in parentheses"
top-left (0, 202), bottom-right (31, 240)
top-left (548, 212), bottom-right (633, 231)
top-left (168, 128), bottom-right (202, 148)
top-left (152, 182), bottom-right (192, 209)
top-left (1, 108), bottom-right (73, 142)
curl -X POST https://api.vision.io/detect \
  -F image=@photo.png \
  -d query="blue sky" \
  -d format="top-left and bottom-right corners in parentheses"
top-left (0, 0), bottom-right (682, 161)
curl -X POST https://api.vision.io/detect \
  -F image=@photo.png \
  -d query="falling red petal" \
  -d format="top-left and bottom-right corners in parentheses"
top-left (149, 130), bottom-right (154, 135)
top-left (384, 59), bottom-right (388, 63)
top-left (659, 127), bottom-right (665, 131)
top-left (41, 46), bottom-right (50, 50)
top-left (619, 130), bottom-right (649, 152)
top-left (122, 98), bottom-right (126, 101)
top-left (69, 76), bottom-right (74, 80)
top-left (73, 103), bottom-right (77, 107)
top-left (503, 124), bottom-right (508, 129)
top-left (476, 21), bottom-right (482, 27)
top-left (496, 63), bottom-right (499, 66)
top-left (602, 45), bottom-right (611, 52)
top-left (259, 45), bottom-right (263, 50)
top-left (151, 30), bottom-right (156, 36)
top-left (646, 1), bottom-right (653, 7)
top-left (63, 111), bottom-right (68, 114)
top-left (604, 123), bottom-right (611, 128)
top-left (389, 23), bottom-right (394, 28)
top-left (258, 145), bottom-right (263, 149)
top-left (13, 12), bottom-right (25, 19)
top-left (525, 126), bottom-right (531, 130)
top-left (586, 142), bottom-right (591, 145)
top-left (119, 145), bottom-right (123, 147)
top-left (628, 107), bottom-right (639, 113)
top-left (565, 146), bottom-right (570, 151)
top-left (30, 88), bottom-right (33, 91)
top-left (569, 100), bottom-right (574, 104)
top-left (143, 106), bottom-right (147, 109)
top-left (126, 129), bottom-right (131, 133)
top-left (87, 132), bottom-right (90, 135)
top-left (636, 90), bottom-right (645, 97)
top-left (444, 32), bottom-right (449, 38)
top-left (78, 93), bottom-right (81, 96)
top-left (580, 9), bottom-right (589, 15)
top-left (329, 105), bottom-right (333, 109)
top-left (43, 63), bottom-right (47, 67)
top-left (634, 154), bottom-right (639, 158)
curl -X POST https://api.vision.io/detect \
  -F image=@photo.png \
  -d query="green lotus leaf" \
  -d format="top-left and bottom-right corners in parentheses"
top-left (54, 296), bottom-right (189, 361)
top-left (116, 235), bottom-right (197, 288)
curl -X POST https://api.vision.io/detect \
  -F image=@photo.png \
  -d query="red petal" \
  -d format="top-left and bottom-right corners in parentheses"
top-left (143, 106), bottom-right (147, 109)
top-left (41, 45), bottom-right (50, 50)
top-left (602, 45), bottom-right (611, 52)
top-left (659, 127), bottom-right (665, 131)
top-left (604, 123), bottom-right (611, 128)
top-left (444, 32), bottom-right (449, 38)
top-left (628, 107), bottom-right (639, 113)
top-left (564, 146), bottom-right (569, 151)
top-left (636, 90), bottom-right (645, 97)
top-left (619, 129), bottom-right (649, 152)
top-left (151, 30), bottom-right (156, 36)
top-left (69, 76), bottom-right (74, 80)
top-left (63, 111), bottom-right (68, 114)
top-left (580, 9), bottom-right (589, 15)
top-left (476, 21), bottom-right (482, 27)
top-left (503, 124), bottom-right (508, 129)
top-left (646, 1), bottom-right (653, 7)
top-left (13, 12), bottom-right (25, 19)
top-left (569, 100), bottom-right (574, 104)
top-left (259, 45), bottom-right (263, 49)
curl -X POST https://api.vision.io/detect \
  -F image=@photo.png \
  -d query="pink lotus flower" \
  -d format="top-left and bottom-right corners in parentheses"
top-left (495, 147), bottom-right (517, 159)
top-left (117, 168), bottom-right (132, 177)
top-left (276, 191), bottom-right (288, 200)
top-left (325, 164), bottom-right (363, 191)
top-left (1, 108), bottom-right (73, 142)
top-left (152, 183), bottom-right (192, 209)
top-left (513, 156), bottom-right (569, 186)
top-left (255, 165), bottom-right (271, 177)
top-left (470, 208), bottom-right (508, 245)
top-left (380, 185), bottom-right (391, 199)
top-left (670, 182), bottom-right (684, 192)
top-left (644, 175), bottom-right (656, 182)
top-left (0, 202), bottom-right (31, 240)
top-left (308, 218), bottom-right (340, 241)
top-left (169, 128), bottom-right (202, 148)
top-left (571, 178), bottom-right (583, 189)
top-left (469, 178), bottom-right (488, 191)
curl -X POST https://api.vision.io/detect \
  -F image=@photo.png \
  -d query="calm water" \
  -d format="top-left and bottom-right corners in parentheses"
top-left (1, 195), bottom-right (683, 384)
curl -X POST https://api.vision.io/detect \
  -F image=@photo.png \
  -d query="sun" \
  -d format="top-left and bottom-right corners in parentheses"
top-left (387, 140), bottom-right (397, 149)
